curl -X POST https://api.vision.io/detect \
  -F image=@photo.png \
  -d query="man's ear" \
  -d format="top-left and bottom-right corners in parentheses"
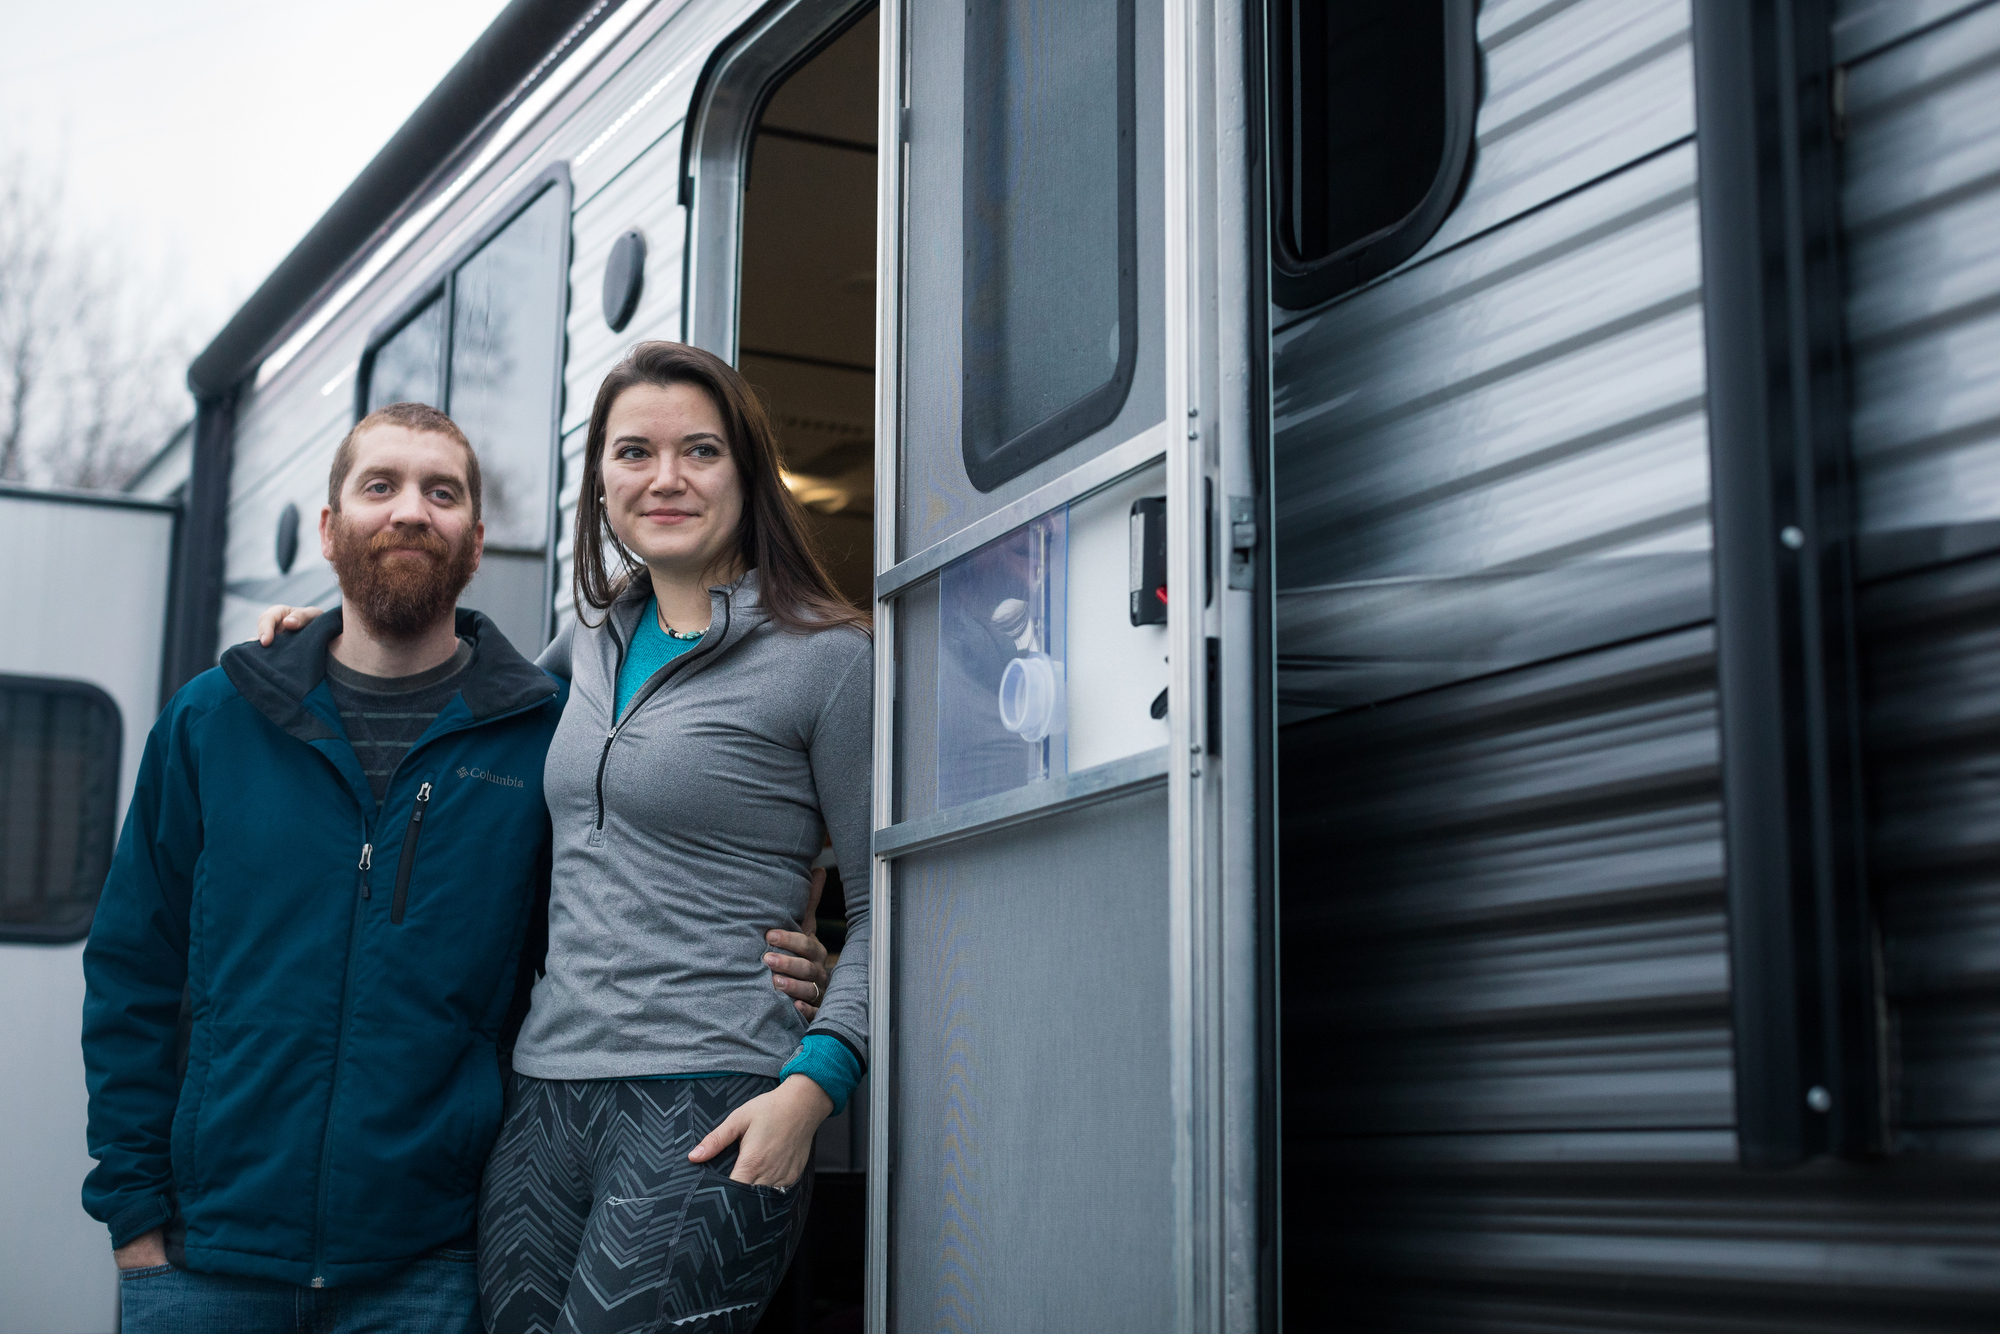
top-left (319, 505), bottom-right (336, 562)
top-left (469, 519), bottom-right (484, 574)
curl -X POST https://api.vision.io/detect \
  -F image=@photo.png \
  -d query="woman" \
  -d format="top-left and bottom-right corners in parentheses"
top-left (262, 342), bottom-right (870, 1332)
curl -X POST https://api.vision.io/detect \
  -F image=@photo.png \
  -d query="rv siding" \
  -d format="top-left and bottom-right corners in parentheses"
top-left (1842, 0), bottom-right (2000, 1169)
top-left (557, 124), bottom-right (692, 631)
top-left (1280, 0), bottom-right (2000, 1325)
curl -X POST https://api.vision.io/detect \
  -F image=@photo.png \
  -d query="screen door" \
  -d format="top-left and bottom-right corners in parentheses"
top-left (867, 1), bottom-right (1265, 1328)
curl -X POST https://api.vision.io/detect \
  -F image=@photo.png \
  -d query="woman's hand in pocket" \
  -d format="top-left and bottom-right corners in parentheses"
top-left (687, 1076), bottom-right (833, 1188)
top-left (256, 604), bottom-right (325, 645)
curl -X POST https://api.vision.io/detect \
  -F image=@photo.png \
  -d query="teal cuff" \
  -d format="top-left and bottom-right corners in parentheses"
top-left (780, 1034), bottom-right (863, 1115)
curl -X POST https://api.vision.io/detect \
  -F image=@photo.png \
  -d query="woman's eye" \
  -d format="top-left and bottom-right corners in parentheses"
top-left (689, 444), bottom-right (720, 459)
top-left (616, 445), bottom-right (648, 460)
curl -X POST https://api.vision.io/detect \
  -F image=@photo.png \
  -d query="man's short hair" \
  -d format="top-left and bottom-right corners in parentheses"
top-left (329, 402), bottom-right (482, 520)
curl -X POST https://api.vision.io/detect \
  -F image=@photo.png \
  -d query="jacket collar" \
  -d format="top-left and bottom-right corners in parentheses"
top-left (222, 605), bottom-right (558, 745)
top-left (608, 566), bottom-right (770, 653)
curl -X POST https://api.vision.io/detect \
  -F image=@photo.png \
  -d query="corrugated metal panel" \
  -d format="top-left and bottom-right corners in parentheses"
top-left (1282, 623), bottom-right (2000, 1327)
top-left (1842, 0), bottom-right (2000, 579)
top-left (1273, 129), bottom-right (1708, 719)
top-left (1284, 625), bottom-right (1729, 1135)
top-left (1276, 0), bottom-right (2000, 1326)
top-left (1863, 555), bottom-right (2000, 1160)
top-left (1834, 0), bottom-right (1994, 63)
top-left (554, 124), bottom-right (689, 626)
top-left (1416, 0), bottom-right (1695, 260)
top-left (1842, 0), bottom-right (2000, 1172)
top-left (563, 125), bottom-right (688, 438)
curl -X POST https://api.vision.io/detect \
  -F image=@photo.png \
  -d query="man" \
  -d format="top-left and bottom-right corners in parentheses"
top-left (82, 403), bottom-right (827, 1332)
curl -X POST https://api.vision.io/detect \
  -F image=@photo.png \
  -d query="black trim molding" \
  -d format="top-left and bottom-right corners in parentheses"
top-left (1692, 0), bottom-right (1883, 1170)
top-left (161, 389), bottom-right (238, 698)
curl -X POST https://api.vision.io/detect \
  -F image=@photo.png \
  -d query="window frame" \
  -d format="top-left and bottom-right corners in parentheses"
top-left (679, 0), bottom-right (878, 362)
top-left (957, 0), bottom-right (1139, 494)
top-left (0, 672), bottom-right (124, 946)
top-left (1268, 0), bottom-right (1479, 311)
top-left (353, 163), bottom-right (574, 626)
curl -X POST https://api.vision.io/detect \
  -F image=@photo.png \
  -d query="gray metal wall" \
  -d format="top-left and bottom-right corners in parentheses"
top-left (1276, 0), bottom-right (2000, 1326)
top-left (1841, 0), bottom-right (2000, 1165)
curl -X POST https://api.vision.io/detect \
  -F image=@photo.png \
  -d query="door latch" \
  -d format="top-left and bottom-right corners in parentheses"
top-left (1228, 496), bottom-right (1258, 590)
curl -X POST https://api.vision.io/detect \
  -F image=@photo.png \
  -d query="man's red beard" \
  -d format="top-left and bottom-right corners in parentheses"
top-left (327, 513), bottom-right (479, 638)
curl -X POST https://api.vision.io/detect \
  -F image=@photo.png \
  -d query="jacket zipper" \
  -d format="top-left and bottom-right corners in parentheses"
top-left (300, 681), bottom-right (555, 1284)
top-left (313, 819), bottom-right (373, 1285)
top-left (594, 592), bottom-right (731, 830)
top-left (390, 781), bottom-right (431, 924)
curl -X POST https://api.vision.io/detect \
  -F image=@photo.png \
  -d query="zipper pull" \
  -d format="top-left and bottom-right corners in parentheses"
top-left (416, 781), bottom-right (432, 805)
top-left (358, 842), bottom-right (373, 898)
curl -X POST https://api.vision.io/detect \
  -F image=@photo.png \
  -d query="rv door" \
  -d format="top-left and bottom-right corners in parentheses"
top-left (869, 1), bottom-right (1264, 1328)
top-left (0, 487), bottom-right (178, 1334)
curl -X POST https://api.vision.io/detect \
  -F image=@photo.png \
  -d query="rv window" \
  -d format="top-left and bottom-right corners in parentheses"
top-left (960, 0), bottom-right (1137, 492)
top-left (367, 294), bottom-right (446, 412)
top-left (448, 185), bottom-right (566, 550)
top-left (0, 675), bottom-right (121, 944)
top-left (1270, 0), bottom-right (1476, 309)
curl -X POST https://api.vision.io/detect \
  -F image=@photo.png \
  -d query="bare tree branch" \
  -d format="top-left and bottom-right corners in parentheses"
top-left (0, 149), bottom-right (193, 490)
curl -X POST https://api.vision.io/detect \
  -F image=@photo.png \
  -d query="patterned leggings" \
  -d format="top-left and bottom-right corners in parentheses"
top-left (479, 1073), bottom-right (812, 1334)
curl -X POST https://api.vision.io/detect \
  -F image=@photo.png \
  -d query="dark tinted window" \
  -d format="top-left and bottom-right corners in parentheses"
top-left (449, 186), bottom-right (567, 550)
top-left (360, 180), bottom-right (568, 550)
top-left (0, 676), bottom-right (122, 944)
top-left (1271, 0), bottom-right (1475, 309)
top-left (366, 294), bottom-right (446, 412)
top-left (961, 0), bottom-right (1136, 492)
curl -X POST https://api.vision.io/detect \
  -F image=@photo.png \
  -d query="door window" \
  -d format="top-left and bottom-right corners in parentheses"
top-left (961, 0), bottom-right (1137, 492)
top-left (0, 676), bottom-right (121, 943)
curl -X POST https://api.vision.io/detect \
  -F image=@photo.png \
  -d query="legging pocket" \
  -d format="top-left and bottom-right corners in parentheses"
top-left (655, 1165), bottom-right (811, 1331)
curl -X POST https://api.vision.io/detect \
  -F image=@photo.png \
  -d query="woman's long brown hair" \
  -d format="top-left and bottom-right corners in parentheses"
top-left (572, 340), bottom-right (870, 635)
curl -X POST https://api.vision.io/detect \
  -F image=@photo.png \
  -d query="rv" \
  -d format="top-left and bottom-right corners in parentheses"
top-left (5, 0), bottom-right (1999, 1328)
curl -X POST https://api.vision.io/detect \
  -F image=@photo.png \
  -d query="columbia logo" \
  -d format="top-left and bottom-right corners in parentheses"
top-left (458, 765), bottom-right (525, 789)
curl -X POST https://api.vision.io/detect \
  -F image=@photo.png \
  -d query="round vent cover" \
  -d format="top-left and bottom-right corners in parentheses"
top-left (275, 502), bottom-right (300, 574)
top-left (602, 229), bottom-right (646, 332)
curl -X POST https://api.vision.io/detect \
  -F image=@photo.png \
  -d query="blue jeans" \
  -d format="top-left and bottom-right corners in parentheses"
top-left (118, 1249), bottom-right (479, 1334)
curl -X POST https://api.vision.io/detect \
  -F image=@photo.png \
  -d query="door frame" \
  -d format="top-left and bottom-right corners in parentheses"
top-left (864, 0), bottom-right (1269, 1327)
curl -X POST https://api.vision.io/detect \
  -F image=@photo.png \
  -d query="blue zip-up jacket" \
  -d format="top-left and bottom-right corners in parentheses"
top-left (81, 608), bottom-right (564, 1288)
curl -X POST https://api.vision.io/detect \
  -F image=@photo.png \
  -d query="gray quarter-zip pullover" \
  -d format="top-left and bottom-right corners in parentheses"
top-left (511, 568), bottom-right (872, 1078)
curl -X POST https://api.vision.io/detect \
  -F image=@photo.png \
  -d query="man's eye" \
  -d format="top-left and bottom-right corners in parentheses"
top-left (430, 490), bottom-right (456, 503)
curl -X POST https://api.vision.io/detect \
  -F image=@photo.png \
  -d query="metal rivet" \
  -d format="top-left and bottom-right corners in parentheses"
top-left (1806, 1085), bottom-right (1832, 1113)
top-left (1780, 525), bottom-right (1805, 550)
top-left (1187, 406), bottom-right (1199, 417)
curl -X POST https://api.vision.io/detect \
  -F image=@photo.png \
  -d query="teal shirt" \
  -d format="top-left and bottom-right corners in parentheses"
top-left (614, 597), bottom-right (862, 1112)
top-left (615, 596), bottom-right (700, 719)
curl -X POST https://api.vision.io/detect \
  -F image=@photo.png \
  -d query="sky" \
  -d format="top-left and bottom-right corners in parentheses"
top-left (0, 0), bottom-right (514, 353)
